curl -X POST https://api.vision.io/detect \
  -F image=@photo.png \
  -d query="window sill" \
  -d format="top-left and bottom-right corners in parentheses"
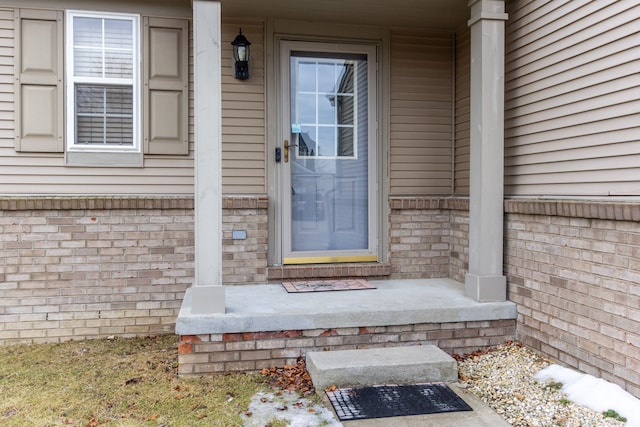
top-left (65, 151), bottom-right (143, 167)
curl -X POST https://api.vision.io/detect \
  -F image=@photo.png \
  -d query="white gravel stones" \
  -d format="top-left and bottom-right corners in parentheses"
top-left (457, 343), bottom-right (626, 427)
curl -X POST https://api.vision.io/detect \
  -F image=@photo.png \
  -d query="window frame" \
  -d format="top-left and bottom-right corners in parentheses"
top-left (64, 10), bottom-right (141, 155)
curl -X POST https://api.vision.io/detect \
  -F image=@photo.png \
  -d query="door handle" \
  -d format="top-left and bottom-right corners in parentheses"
top-left (284, 140), bottom-right (298, 163)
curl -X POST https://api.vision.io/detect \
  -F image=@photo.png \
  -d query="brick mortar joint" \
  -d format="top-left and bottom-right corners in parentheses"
top-left (389, 196), bottom-right (469, 211)
top-left (0, 195), bottom-right (269, 211)
top-left (505, 198), bottom-right (640, 221)
top-left (388, 197), bottom-right (640, 221)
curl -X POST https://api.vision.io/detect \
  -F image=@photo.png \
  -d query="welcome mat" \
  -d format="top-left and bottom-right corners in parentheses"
top-left (326, 383), bottom-right (473, 421)
top-left (282, 279), bottom-right (376, 293)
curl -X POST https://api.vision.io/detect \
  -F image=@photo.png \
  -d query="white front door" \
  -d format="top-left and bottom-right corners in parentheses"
top-left (280, 41), bottom-right (378, 264)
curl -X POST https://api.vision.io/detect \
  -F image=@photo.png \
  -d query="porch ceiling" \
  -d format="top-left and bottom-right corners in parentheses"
top-left (220, 0), bottom-right (469, 31)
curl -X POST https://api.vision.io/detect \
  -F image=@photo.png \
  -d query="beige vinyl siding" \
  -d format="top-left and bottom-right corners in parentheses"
top-left (221, 21), bottom-right (265, 194)
top-left (454, 26), bottom-right (470, 195)
top-left (505, 0), bottom-right (640, 196)
top-left (0, 5), bottom-right (266, 195)
top-left (0, 9), bottom-right (13, 154)
top-left (389, 29), bottom-right (454, 196)
top-left (0, 8), bottom-right (194, 195)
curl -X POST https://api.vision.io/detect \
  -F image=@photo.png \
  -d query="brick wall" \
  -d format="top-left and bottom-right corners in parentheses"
top-left (389, 197), bottom-right (469, 279)
top-left (449, 208), bottom-right (469, 283)
top-left (178, 319), bottom-right (516, 375)
top-left (505, 199), bottom-right (640, 397)
top-left (9, 194), bottom-right (639, 398)
top-left (0, 197), bottom-right (194, 344)
top-left (0, 196), bottom-right (268, 344)
top-left (222, 197), bottom-right (268, 284)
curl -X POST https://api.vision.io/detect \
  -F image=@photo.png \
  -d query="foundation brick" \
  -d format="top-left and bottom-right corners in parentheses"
top-left (193, 363), bottom-right (225, 374)
top-left (270, 349), bottom-right (304, 359)
top-left (211, 352), bottom-right (241, 362)
top-left (225, 361), bottom-right (256, 371)
top-left (342, 335), bottom-right (376, 345)
top-left (285, 338), bottom-right (314, 348)
top-left (315, 336), bottom-right (345, 347)
top-left (226, 341), bottom-right (256, 351)
top-left (506, 201), bottom-right (640, 398)
top-left (0, 196), bottom-right (269, 346)
top-left (400, 332), bottom-right (427, 342)
top-left (3, 194), bottom-right (638, 399)
top-left (240, 350), bottom-right (271, 361)
top-left (370, 334), bottom-right (400, 344)
top-left (178, 343), bottom-right (193, 354)
top-left (256, 339), bottom-right (286, 350)
top-left (179, 319), bottom-right (516, 376)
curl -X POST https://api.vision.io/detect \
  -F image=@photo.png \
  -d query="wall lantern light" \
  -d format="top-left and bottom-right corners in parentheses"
top-left (231, 28), bottom-right (251, 80)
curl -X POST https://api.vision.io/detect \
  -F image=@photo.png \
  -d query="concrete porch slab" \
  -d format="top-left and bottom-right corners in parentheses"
top-left (175, 278), bottom-right (517, 335)
top-left (306, 345), bottom-right (458, 391)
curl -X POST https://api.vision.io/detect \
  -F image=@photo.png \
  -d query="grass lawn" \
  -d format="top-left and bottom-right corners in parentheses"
top-left (0, 335), bottom-right (269, 426)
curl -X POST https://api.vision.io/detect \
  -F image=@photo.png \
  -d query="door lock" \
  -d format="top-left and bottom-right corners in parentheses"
top-left (283, 140), bottom-right (298, 163)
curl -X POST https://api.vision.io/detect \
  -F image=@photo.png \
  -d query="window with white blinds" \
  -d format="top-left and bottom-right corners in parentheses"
top-left (66, 11), bottom-right (139, 151)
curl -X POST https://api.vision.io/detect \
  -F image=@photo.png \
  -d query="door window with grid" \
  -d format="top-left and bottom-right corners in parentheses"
top-left (291, 54), bottom-right (360, 159)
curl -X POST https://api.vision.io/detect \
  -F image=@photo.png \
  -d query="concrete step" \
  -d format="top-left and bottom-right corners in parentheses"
top-left (306, 345), bottom-right (458, 391)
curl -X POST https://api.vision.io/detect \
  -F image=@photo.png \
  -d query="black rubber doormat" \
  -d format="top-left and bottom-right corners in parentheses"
top-left (326, 383), bottom-right (473, 421)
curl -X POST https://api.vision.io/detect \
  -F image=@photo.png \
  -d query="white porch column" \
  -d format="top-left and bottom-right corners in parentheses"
top-left (465, 0), bottom-right (508, 302)
top-left (191, 0), bottom-right (225, 313)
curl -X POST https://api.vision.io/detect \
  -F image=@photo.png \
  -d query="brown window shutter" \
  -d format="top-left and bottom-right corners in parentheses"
top-left (14, 9), bottom-right (63, 153)
top-left (143, 17), bottom-right (189, 155)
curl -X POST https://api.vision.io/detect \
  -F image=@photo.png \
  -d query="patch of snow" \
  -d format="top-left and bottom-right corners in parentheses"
top-left (535, 364), bottom-right (640, 427)
top-left (242, 391), bottom-right (342, 427)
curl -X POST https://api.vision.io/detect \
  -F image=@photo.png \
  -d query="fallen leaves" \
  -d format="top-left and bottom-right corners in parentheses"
top-left (260, 357), bottom-right (315, 396)
top-left (453, 340), bottom-right (523, 362)
top-left (124, 377), bottom-right (142, 386)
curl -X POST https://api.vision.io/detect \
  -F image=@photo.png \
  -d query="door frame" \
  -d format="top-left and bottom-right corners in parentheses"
top-left (279, 41), bottom-right (378, 264)
top-left (266, 22), bottom-right (390, 267)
